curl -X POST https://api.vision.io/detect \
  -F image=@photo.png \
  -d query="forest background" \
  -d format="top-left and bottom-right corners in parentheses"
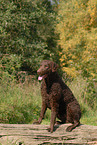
top-left (0, 0), bottom-right (97, 125)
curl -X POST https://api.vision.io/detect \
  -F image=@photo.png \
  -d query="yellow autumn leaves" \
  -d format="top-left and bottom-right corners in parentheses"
top-left (56, 0), bottom-right (97, 79)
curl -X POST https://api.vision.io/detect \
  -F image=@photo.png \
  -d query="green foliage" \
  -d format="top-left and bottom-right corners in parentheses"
top-left (0, 54), bottom-right (22, 76)
top-left (1, 0), bottom-right (59, 73)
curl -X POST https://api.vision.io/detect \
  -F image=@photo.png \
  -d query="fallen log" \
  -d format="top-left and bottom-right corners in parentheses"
top-left (0, 124), bottom-right (97, 145)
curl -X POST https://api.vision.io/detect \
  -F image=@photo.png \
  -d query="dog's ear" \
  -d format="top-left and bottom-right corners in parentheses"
top-left (51, 62), bottom-right (59, 72)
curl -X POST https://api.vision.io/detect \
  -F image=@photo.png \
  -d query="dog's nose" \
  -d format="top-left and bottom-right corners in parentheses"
top-left (37, 69), bottom-right (40, 74)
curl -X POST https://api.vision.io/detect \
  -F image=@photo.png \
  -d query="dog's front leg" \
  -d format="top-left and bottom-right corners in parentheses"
top-left (38, 102), bottom-right (47, 123)
top-left (33, 102), bottom-right (47, 124)
top-left (48, 99), bottom-right (59, 133)
top-left (50, 110), bottom-right (57, 133)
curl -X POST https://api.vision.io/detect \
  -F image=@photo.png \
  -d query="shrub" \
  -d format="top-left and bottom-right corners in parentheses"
top-left (0, 54), bottom-right (22, 76)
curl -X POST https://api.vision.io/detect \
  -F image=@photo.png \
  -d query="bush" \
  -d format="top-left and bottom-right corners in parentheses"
top-left (0, 54), bottom-right (22, 76)
top-left (1, 0), bottom-right (60, 73)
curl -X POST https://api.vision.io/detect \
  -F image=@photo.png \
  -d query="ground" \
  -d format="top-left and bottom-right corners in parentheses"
top-left (0, 124), bottom-right (97, 145)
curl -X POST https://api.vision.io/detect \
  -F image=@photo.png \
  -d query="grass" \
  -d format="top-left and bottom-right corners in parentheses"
top-left (0, 75), bottom-right (97, 126)
top-left (0, 79), bottom-right (41, 123)
top-left (66, 76), bottom-right (97, 126)
top-left (81, 114), bottom-right (97, 126)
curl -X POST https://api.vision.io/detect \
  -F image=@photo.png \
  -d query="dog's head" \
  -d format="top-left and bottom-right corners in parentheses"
top-left (37, 60), bottom-right (58, 81)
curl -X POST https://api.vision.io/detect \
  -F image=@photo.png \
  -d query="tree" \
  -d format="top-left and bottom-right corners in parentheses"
top-left (56, 0), bottom-right (97, 80)
top-left (0, 0), bottom-right (59, 74)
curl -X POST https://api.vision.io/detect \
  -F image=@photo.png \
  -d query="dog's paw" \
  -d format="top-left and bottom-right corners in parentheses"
top-left (47, 127), bottom-right (53, 133)
top-left (66, 126), bottom-right (72, 132)
top-left (47, 127), bottom-right (51, 132)
top-left (33, 121), bottom-right (40, 125)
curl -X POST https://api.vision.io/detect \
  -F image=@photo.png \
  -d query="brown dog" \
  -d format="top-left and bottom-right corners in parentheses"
top-left (34, 60), bottom-right (81, 133)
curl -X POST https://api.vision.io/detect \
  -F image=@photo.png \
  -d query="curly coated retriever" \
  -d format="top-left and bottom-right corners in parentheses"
top-left (34, 60), bottom-right (81, 133)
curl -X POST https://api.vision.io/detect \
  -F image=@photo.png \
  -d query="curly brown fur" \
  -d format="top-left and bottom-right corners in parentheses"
top-left (33, 60), bottom-right (81, 133)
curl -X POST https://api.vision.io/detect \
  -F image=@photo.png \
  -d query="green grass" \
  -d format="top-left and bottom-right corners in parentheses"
top-left (67, 76), bottom-right (97, 126)
top-left (0, 80), bottom-right (41, 123)
top-left (0, 76), bottom-right (97, 126)
top-left (81, 115), bottom-right (97, 126)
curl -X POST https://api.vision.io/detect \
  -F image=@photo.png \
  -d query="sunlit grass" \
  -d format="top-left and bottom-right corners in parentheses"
top-left (81, 114), bottom-right (97, 126)
top-left (0, 76), bottom-right (96, 126)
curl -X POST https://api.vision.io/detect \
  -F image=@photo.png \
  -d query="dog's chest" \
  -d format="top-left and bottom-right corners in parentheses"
top-left (41, 81), bottom-right (52, 108)
top-left (46, 97), bottom-right (51, 109)
top-left (41, 80), bottom-right (51, 94)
